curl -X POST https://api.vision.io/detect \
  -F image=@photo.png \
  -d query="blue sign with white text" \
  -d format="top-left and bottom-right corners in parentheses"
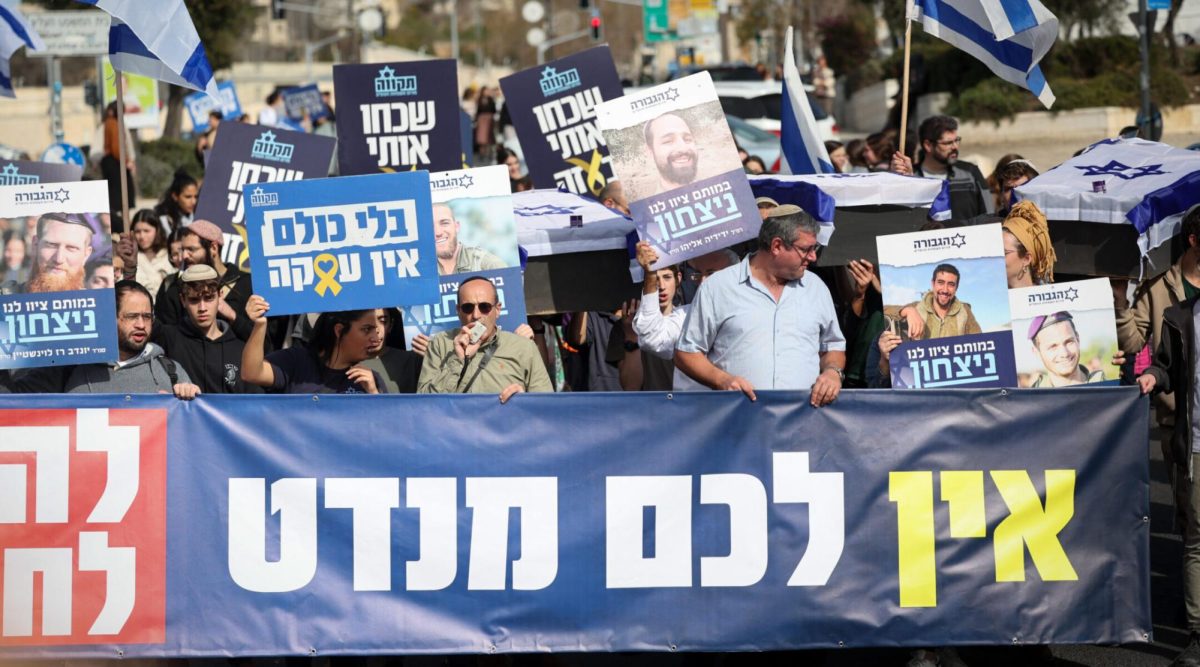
top-left (242, 172), bottom-right (440, 315)
top-left (889, 331), bottom-right (1019, 389)
top-left (282, 84), bottom-right (328, 122)
top-left (0, 289), bottom-right (117, 369)
top-left (184, 81), bottom-right (244, 130)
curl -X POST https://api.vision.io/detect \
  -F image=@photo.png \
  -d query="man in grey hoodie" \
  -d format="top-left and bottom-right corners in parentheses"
top-left (1, 281), bottom-right (201, 398)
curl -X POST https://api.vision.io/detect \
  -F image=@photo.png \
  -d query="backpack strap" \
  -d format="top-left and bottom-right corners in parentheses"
top-left (157, 356), bottom-right (179, 386)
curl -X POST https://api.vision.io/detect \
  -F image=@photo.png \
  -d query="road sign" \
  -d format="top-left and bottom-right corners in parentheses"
top-left (25, 11), bottom-right (109, 57)
top-left (41, 142), bottom-right (85, 167)
top-left (1149, 0), bottom-right (1171, 10)
top-left (643, 0), bottom-right (674, 42)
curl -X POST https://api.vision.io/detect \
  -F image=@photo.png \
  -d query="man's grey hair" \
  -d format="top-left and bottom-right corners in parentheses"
top-left (757, 208), bottom-right (820, 250)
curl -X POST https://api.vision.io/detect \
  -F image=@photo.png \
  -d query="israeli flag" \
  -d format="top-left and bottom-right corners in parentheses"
top-left (1015, 138), bottom-right (1200, 256)
top-left (780, 26), bottom-right (834, 175)
top-left (0, 0), bottom-right (45, 98)
top-left (909, 0), bottom-right (1057, 108)
top-left (77, 0), bottom-right (218, 97)
top-left (513, 188), bottom-right (634, 258)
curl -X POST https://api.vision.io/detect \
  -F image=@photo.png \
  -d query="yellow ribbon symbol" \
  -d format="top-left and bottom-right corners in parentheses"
top-left (312, 253), bottom-right (342, 297)
top-left (565, 148), bottom-right (608, 196)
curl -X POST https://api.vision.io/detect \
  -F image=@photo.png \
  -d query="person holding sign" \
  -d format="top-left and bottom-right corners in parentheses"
top-left (418, 276), bottom-right (551, 402)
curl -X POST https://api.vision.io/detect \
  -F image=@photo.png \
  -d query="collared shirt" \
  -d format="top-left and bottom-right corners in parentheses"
top-left (418, 330), bottom-right (553, 395)
top-left (676, 255), bottom-right (845, 390)
top-left (633, 299), bottom-right (703, 391)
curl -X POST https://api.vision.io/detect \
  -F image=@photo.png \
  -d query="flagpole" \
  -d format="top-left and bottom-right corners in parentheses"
top-left (114, 72), bottom-right (131, 236)
top-left (898, 17), bottom-right (913, 157)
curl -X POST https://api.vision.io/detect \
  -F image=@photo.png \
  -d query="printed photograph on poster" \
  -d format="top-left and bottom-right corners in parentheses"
top-left (185, 81), bottom-right (243, 130)
top-left (0, 181), bottom-right (118, 369)
top-left (1009, 278), bottom-right (1120, 388)
top-left (0, 159), bottom-right (83, 186)
top-left (402, 165), bottom-right (525, 346)
top-left (242, 171), bottom-right (439, 316)
top-left (596, 72), bottom-right (758, 270)
top-left (876, 223), bottom-right (1017, 389)
top-left (333, 59), bottom-right (462, 175)
top-left (102, 60), bottom-right (160, 130)
top-left (194, 122), bottom-right (337, 272)
top-left (498, 46), bottom-right (624, 197)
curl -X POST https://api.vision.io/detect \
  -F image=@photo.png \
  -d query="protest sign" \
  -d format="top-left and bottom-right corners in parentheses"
top-left (194, 123), bottom-right (336, 272)
top-left (0, 159), bottom-right (83, 185)
top-left (877, 223), bottom-right (1017, 388)
top-left (1009, 278), bottom-right (1119, 388)
top-left (333, 59), bottom-right (461, 175)
top-left (0, 181), bottom-right (117, 369)
top-left (0, 389), bottom-right (1150, 656)
top-left (282, 84), bottom-right (327, 122)
top-left (184, 81), bottom-right (243, 130)
top-left (499, 46), bottom-right (623, 196)
top-left (401, 165), bottom-right (525, 345)
top-left (102, 60), bottom-right (159, 130)
top-left (243, 171), bottom-right (439, 316)
top-left (596, 72), bottom-right (758, 270)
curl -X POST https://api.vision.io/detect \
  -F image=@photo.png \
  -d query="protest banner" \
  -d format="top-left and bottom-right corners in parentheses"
top-left (333, 59), bottom-right (461, 175)
top-left (0, 389), bottom-right (1149, 656)
top-left (282, 84), bottom-right (328, 123)
top-left (0, 159), bottom-right (83, 185)
top-left (878, 224), bottom-right (1017, 388)
top-left (1009, 278), bottom-right (1119, 388)
top-left (184, 81), bottom-right (243, 130)
top-left (0, 181), bottom-right (117, 369)
top-left (596, 72), bottom-right (758, 270)
top-left (194, 123), bottom-right (336, 272)
top-left (242, 171), bottom-right (439, 316)
top-left (499, 46), bottom-right (623, 197)
top-left (401, 165), bottom-right (525, 346)
top-left (102, 60), bottom-right (159, 130)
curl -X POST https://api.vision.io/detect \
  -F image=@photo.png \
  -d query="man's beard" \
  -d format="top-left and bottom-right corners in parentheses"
top-left (931, 150), bottom-right (957, 167)
top-left (118, 332), bottom-right (147, 357)
top-left (659, 150), bottom-right (698, 184)
top-left (182, 247), bottom-right (213, 269)
top-left (436, 240), bottom-right (457, 261)
top-left (27, 265), bottom-right (84, 293)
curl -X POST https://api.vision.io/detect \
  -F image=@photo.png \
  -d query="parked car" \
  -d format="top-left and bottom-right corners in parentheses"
top-left (726, 115), bottom-right (782, 173)
top-left (665, 64), bottom-right (766, 82)
top-left (712, 81), bottom-right (838, 142)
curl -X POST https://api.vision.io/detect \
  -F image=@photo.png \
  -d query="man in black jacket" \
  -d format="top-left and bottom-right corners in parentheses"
top-left (1138, 294), bottom-right (1200, 666)
top-left (153, 265), bottom-right (262, 394)
top-left (912, 115), bottom-right (991, 223)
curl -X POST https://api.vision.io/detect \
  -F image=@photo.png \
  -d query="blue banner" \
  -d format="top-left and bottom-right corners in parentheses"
top-left (282, 84), bottom-right (328, 122)
top-left (0, 159), bottom-right (83, 185)
top-left (243, 171), bottom-right (439, 315)
top-left (0, 290), bottom-right (117, 368)
top-left (889, 331), bottom-right (1019, 389)
top-left (333, 60), bottom-right (462, 175)
top-left (0, 389), bottom-right (1150, 657)
top-left (184, 81), bottom-right (244, 130)
top-left (499, 46), bottom-right (624, 197)
top-left (194, 122), bottom-right (337, 270)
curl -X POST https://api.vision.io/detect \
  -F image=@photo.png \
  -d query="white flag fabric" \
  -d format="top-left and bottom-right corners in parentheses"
top-left (779, 27), bottom-right (833, 175)
top-left (513, 189), bottom-right (634, 258)
top-left (78, 0), bottom-right (218, 97)
top-left (1015, 138), bottom-right (1200, 255)
top-left (908, 0), bottom-right (1058, 108)
top-left (0, 0), bottom-right (45, 98)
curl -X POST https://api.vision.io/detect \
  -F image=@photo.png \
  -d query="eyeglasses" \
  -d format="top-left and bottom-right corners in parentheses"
top-left (936, 137), bottom-right (963, 147)
top-left (458, 302), bottom-right (496, 315)
top-left (790, 241), bottom-right (822, 258)
top-left (119, 312), bottom-right (153, 323)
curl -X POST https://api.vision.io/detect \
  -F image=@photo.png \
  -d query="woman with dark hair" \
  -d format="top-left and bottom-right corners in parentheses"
top-left (154, 171), bottom-right (199, 234)
top-left (865, 132), bottom-right (895, 171)
top-left (240, 294), bottom-right (387, 394)
top-left (166, 227), bottom-right (188, 270)
top-left (824, 140), bottom-right (848, 173)
top-left (129, 209), bottom-right (173, 300)
top-left (845, 139), bottom-right (875, 174)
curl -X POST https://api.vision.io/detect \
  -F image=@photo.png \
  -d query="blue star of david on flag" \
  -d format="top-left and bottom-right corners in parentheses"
top-left (1074, 161), bottom-right (1168, 180)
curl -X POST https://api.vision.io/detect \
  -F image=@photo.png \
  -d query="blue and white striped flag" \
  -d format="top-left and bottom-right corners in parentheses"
top-left (77, 0), bottom-right (218, 98)
top-left (909, 0), bottom-right (1057, 108)
top-left (0, 0), bottom-right (45, 98)
top-left (780, 26), bottom-right (834, 175)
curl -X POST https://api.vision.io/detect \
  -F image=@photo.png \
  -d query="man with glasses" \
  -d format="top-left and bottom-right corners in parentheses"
top-left (675, 205), bottom-right (846, 407)
top-left (912, 115), bottom-right (990, 222)
top-left (418, 276), bottom-right (552, 401)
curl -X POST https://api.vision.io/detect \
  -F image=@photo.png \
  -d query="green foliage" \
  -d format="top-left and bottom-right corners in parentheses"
top-left (1044, 35), bottom-right (1140, 79)
top-left (818, 9), bottom-right (877, 76)
top-left (944, 79), bottom-right (1027, 122)
top-left (136, 138), bottom-right (201, 201)
top-left (1043, 0), bottom-right (1126, 39)
top-left (735, 0), bottom-right (775, 47)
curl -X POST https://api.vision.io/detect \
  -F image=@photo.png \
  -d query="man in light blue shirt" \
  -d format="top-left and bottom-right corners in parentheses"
top-left (675, 205), bottom-right (846, 407)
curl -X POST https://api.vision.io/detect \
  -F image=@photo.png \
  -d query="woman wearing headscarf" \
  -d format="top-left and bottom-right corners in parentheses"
top-left (1002, 200), bottom-right (1056, 288)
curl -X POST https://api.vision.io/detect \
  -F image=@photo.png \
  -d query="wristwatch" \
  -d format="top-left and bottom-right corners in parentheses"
top-left (823, 366), bottom-right (845, 382)
top-left (623, 340), bottom-right (640, 352)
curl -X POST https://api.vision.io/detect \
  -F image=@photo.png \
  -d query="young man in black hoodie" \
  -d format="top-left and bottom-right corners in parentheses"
top-left (154, 264), bottom-right (262, 394)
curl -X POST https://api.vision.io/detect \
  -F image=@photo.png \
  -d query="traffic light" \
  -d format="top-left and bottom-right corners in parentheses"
top-left (83, 81), bottom-right (100, 109)
top-left (579, 0), bottom-right (590, 8)
top-left (590, 12), bottom-right (602, 41)
top-left (271, 0), bottom-right (286, 20)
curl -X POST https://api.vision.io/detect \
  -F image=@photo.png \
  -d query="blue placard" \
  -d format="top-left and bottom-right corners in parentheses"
top-left (243, 171), bottom-right (440, 315)
top-left (184, 81), bottom-right (243, 130)
top-left (889, 331), bottom-right (1018, 388)
top-left (333, 59), bottom-right (462, 175)
top-left (0, 289), bottom-right (117, 368)
top-left (282, 84), bottom-right (328, 122)
top-left (1149, 0), bottom-right (1170, 9)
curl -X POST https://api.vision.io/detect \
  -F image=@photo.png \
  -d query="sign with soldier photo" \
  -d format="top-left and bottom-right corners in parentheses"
top-left (333, 59), bottom-right (462, 175)
top-left (499, 46), bottom-right (623, 197)
top-left (595, 71), bottom-right (758, 270)
top-left (877, 223), bottom-right (1017, 389)
top-left (401, 165), bottom-right (525, 346)
top-left (0, 181), bottom-right (117, 369)
top-left (1008, 278), bottom-right (1119, 388)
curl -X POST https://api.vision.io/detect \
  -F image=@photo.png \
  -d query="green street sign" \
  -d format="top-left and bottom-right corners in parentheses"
top-left (643, 0), bottom-right (674, 42)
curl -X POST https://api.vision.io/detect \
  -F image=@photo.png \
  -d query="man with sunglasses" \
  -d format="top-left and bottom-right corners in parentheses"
top-left (675, 205), bottom-right (846, 407)
top-left (911, 115), bottom-right (990, 222)
top-left (418, 276), bottom-right (552, 402)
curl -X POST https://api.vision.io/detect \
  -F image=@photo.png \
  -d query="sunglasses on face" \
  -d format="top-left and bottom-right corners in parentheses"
top-left (458, 302), bottom-right (496, 315)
